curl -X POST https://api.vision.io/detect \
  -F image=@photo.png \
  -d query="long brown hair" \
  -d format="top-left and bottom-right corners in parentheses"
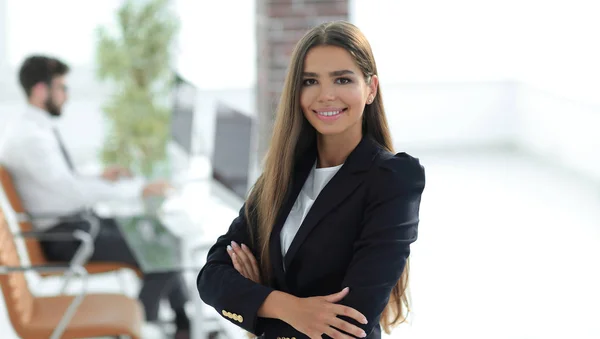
top-left (245, 21), bottom-right (410, 333)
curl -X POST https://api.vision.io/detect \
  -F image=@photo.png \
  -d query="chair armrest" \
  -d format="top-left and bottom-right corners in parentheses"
top-left (15, 229), bottom-right (94, 294)
top-left (14, 230), bottom-right (94, 268)
top-left (0, 264), bottom-right (90, 339)
top-left (16, 209), bottom-right (100, 239)
top-left (16, 211), bottom-right (87, 223)
top-left (16, 230), bottom-right (85, 241)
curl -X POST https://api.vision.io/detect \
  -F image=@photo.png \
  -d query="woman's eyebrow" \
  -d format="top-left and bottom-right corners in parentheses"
top-left (302, 69), bottom-right (355, 78)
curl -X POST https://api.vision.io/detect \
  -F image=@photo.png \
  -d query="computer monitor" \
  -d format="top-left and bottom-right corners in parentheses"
top-left (168, 73), bottom-right (197, 180)
top-left (211, 103), bottom-right (254, 199)
top-left (171, 73), bottom-right (197, 154)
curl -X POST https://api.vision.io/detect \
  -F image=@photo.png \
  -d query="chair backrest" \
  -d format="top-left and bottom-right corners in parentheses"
top-left (0, 166), bottom-right (49, 266)
top-left (0, 207), bottom-right (35, 332)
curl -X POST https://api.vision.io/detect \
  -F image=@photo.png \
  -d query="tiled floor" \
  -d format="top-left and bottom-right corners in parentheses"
top-left (2, 149), bottom-right (599, 339)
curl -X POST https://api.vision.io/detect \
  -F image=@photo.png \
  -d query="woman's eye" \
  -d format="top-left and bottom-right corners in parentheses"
top-left (303, 79), bottom-right (317, 86)
top-left (336, 77), bottom-right (352, 84)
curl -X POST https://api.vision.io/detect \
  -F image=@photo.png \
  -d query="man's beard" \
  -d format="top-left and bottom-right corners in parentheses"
top-left (45, 97), bottom-right (62, 116)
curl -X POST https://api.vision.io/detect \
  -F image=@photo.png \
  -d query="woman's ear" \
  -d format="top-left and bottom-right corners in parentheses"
top-left (369, 74), bottom-right (379, 99)
top-left (366, 75), bottom-right (378, 104)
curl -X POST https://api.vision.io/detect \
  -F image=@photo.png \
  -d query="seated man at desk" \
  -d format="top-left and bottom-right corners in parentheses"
top-left (0, 55), bottom-right (190, 339)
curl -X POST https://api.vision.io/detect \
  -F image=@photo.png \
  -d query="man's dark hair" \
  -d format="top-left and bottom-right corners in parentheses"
top-left (18, 55), bottom-right (69, 97)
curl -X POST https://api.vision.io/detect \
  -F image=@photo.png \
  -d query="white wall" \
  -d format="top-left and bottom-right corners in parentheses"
top-left (4, 0), bottom-right (257, 90)
top-left (0, 0), bottom-right (7, 68)
top-left (516, 84), bottom-right (600, 182)
top-left (5, 0), bottom-right (121, 67)
top-left (353, 0), bottom-right (600, 107)
top-left (174, 0), bottom-right (256, 90)
top-left (382, 81), bottom-right (518, 151)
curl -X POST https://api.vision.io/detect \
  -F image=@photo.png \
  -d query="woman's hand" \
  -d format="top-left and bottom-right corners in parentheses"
top-left (282, 287), bottom-right (368, 339)
top-left (227, 241), bottom-right (262, 284)
top-left (228, 242), bottom-right (367, 338)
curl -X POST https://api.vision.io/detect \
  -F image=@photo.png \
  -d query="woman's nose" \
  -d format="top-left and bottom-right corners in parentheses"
top-left (317, 84), bottom-right (336, 102)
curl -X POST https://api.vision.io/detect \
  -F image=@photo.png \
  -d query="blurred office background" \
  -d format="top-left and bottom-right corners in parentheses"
top-left (1, 0), bottom-right (599, 338)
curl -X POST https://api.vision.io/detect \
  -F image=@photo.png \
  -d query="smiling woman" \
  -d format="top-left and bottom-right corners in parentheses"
top-left (300, 45), bottom-right (378, 147)
top-left (197, 21), bottom-right (425, 339)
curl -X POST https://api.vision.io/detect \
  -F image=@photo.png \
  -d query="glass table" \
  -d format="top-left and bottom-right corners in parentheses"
top-left (114, 211), bottom-right (216, 274)
top-left (88, 158), bottom-right (242, 339)
top-left (116, 215), bottom-right (183, 272)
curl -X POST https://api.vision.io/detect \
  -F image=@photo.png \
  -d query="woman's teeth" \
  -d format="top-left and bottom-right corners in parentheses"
top-left (318, 110), bottom-right (342, 116)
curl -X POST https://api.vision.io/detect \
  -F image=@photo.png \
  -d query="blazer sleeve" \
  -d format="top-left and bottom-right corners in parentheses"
top-left (338, 153), bottom-right (425, 337)
top-left (196, 204), bottom-right (275, 335)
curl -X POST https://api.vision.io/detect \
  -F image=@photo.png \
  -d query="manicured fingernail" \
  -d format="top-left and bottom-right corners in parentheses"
top-left (241, 243), bottom-right (247, 250)
top-left (361, 331), bottom-right (367, 337)
top-left (227, 245), bottom-right (232, 251)
top-left (362, 318), bottom-right (368, 324)
top-left (231, 241), bottom-right (238, 248)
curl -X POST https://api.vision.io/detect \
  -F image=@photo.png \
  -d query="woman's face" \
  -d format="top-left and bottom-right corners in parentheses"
top-left (300, 45), bottom-right (377, 140)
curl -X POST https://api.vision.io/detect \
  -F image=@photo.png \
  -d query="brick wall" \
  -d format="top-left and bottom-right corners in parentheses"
top-left (254, 0), bottom-right (349, 163)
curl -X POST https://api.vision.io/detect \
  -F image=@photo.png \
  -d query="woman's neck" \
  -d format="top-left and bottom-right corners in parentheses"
top-left (316, 131), bottom-right (362, 168)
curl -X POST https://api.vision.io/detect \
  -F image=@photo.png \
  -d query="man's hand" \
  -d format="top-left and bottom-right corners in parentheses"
top-left (101, 165), bottom-right (132, 182)
top-left (142, 180), bottom-right (172, 197)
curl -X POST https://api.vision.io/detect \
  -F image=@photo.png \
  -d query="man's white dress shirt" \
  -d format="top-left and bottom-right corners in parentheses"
top-left (0, 105), bottom-right (144, 230)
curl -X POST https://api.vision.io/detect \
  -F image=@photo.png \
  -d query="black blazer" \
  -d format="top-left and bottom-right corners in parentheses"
top-left (197, 136), bottom-right (425, 339)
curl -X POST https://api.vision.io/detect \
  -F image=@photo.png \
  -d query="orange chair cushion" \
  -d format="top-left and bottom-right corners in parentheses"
top-left (19, 294), bottom-right (144, 339)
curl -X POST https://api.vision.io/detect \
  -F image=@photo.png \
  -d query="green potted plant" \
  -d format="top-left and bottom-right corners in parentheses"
top-left (95, 0), bottom-right (179, 179)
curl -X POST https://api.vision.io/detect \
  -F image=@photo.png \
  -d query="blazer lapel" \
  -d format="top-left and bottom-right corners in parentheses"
top-left (283, 137), bottom-right (381, 270)
top-left (269, 146), bottom-right (316, 289)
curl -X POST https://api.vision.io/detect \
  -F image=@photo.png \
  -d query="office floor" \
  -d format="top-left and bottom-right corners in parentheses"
top-left (1, 149), bottom-right (599, 339)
